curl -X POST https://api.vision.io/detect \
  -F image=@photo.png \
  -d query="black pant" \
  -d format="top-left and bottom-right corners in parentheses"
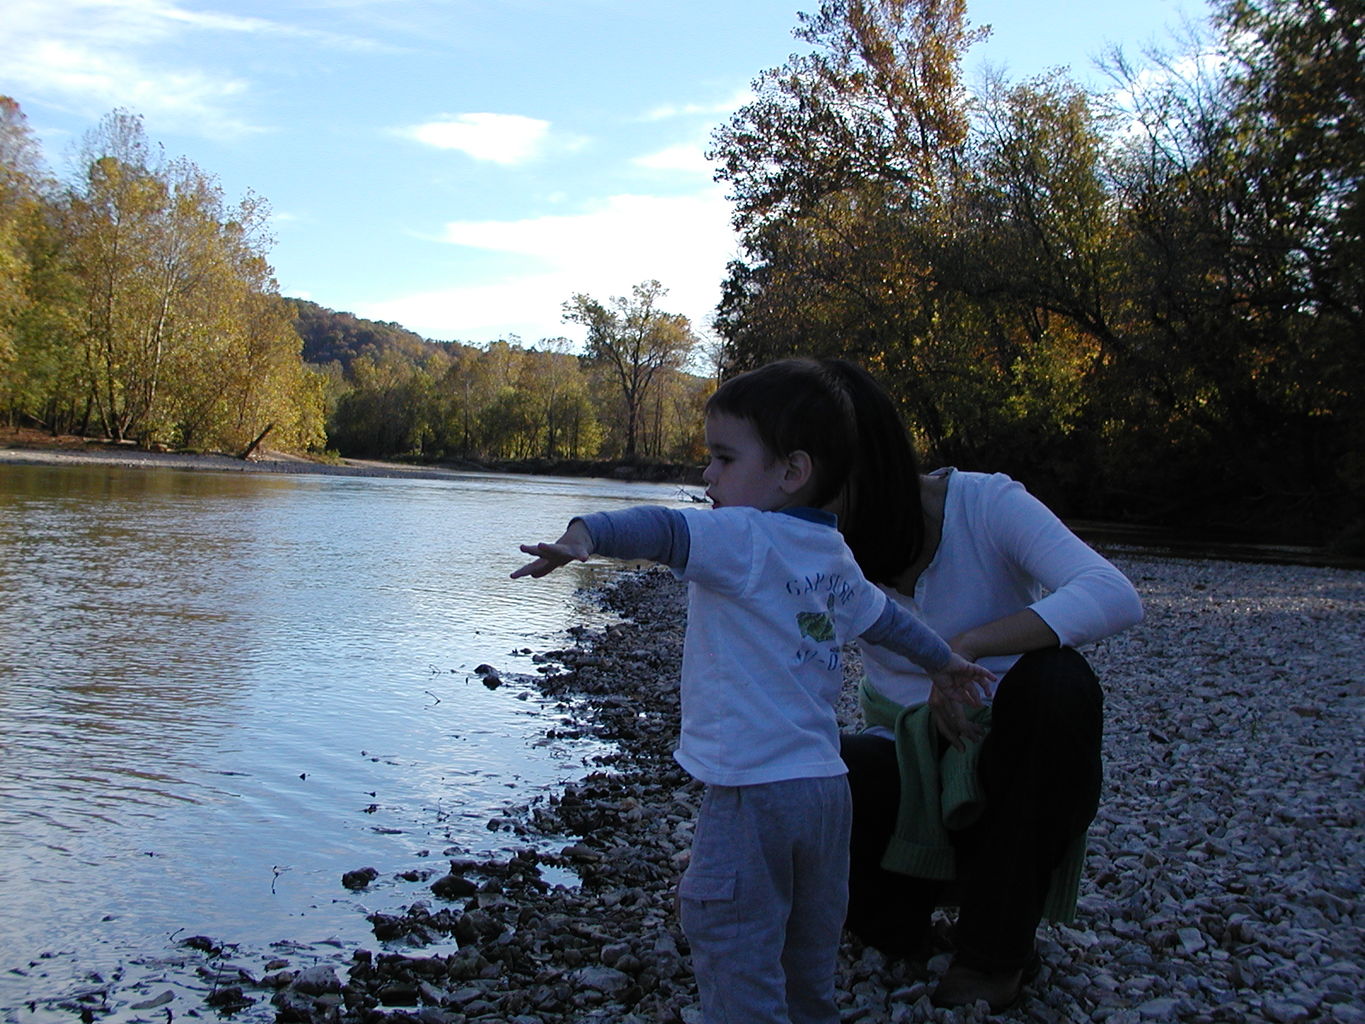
top-left (841, 647), bottom-right (1103, 971)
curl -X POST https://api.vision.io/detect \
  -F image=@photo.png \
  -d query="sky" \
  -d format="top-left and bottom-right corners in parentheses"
top-left (0, 0), bottom-right (1212, 349)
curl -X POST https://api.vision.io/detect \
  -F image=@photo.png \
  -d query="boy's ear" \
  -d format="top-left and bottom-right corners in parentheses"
top-left (780, 450), bottom-right (814, 495)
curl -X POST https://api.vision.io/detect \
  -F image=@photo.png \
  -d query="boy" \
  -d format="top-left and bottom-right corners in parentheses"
top-left (513, 359), bottom-right (994, 1024)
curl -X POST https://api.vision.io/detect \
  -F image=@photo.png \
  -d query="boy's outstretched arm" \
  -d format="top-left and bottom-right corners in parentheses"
top-left (512, 520), bottom-right (594, 578)
top-left (512, 506), bottom-right (692, 580)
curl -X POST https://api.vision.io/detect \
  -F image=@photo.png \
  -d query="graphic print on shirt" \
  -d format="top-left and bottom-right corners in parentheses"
top-left (794, 593), bottom-right (842, 670)
top-left (796, 593), bottom-right (836, 643)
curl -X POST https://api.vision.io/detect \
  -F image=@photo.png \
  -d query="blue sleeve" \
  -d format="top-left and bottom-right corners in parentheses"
top-left (860, 600), bottom-right (952, 672)
top-left (574, 506), bottom-right (691, 569)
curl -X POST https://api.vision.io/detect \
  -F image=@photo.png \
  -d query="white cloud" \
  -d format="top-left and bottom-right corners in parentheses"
top-left (641, 88), bottom-right (754, 121)
top-left (0, 1), bottom-right (249, 133)
top-left (360, 189), bottom-right (740, 344)
top-left (152, 2), bottom-right (388, 50)
top-left (401, 113), bottom-right (554, 165)
top-left (22, 36), bottom-right (256, 130)
top-left (632, 143), bottom-right (715, 175)
top-left (0, 0), bottom-right (380, 135)
top-left (10, 38), bottom-right (258, 134)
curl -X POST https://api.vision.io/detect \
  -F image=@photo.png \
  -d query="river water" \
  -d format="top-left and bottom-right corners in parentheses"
top-left (0, 463), bottom-right (694, 1019)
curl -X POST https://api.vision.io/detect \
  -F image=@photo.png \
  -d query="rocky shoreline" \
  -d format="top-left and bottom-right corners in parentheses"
top-left (146, 553), bottom-right (1363, 1024)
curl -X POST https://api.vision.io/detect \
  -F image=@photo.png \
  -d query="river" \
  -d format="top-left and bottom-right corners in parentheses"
top-left (0, 462), bottom-right (695, 1019)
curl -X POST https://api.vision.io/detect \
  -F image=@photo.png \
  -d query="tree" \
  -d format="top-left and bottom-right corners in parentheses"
top-left (329, 350), bottom-right (422, 457)
top-left (1092, 0), bottom-right (1364, 540)
top-left (0, 97), bottom-right (40, 374)
top-left (62, 110), bottom-right (322, 451)
top-left (1220, 0), bottom-right (1363, 540)
top-left (562, 280), bottom-right (697, 459)
top-left (710, 0), bottom-right (984, 233)
top-left (524, 338), bottom-right (600, 459)
top-left (710, 0), bottom-right (998, 462)
top-left (66, 112), bottom-right (175, 440)
top-left (640, 365), bottom-right (711, 463)
top-left (0, 97), bottom-right (78, 429)
top-left (1219, 0), bottom-right (1363, 328)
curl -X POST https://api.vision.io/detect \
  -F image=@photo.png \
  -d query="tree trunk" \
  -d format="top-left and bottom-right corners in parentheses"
top-left (239, 422), bottom-right (274, 460)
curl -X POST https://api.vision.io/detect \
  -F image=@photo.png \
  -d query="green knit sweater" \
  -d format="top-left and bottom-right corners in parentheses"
top-left (858, 676), bottom-right (1085, 924)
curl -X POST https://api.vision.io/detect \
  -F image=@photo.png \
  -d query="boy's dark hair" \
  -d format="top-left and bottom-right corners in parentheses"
top-left (705, 358), bottom-right (857, 509)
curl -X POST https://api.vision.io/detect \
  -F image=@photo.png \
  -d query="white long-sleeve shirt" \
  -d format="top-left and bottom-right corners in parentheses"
top-left (858, 469), bottom-right (1144, 709)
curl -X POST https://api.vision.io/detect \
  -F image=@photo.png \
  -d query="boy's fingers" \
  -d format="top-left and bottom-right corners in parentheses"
top-left (512, 540), bottom-right (590, 580)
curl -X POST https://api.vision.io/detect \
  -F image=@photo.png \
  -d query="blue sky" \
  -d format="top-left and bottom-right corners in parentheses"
top-left (0, 0), bottom-right (1211, 348)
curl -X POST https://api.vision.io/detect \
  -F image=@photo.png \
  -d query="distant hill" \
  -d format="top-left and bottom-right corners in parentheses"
top-left (289, 298), bottom-right (468, 374)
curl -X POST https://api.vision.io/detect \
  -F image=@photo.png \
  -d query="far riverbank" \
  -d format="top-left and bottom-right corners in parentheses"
top-left (0, 429), bottom-right (702, 486)
top-left (3, 431), bottom-right (1359, 570)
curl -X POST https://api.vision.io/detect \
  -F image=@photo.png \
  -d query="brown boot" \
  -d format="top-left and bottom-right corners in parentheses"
top-left (930, 961), bottom-right (1024, 1012)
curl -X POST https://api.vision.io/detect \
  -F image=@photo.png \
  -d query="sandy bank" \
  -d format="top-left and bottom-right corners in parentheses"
top-left (0, 432), bottom-right (699, 487)
top-left (0, 440), bottom-right (485, 482)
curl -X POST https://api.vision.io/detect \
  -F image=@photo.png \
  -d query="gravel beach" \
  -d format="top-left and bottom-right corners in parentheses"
top-left (6, 444), bottom-right (1361, 1023)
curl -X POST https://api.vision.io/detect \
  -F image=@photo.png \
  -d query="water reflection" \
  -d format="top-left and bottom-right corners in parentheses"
top-left (0, 462), bottom-right (687, 1013)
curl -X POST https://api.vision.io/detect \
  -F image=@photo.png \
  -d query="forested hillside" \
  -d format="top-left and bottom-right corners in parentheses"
top-left (290, 285), bottom-right (710, 466)
top-left (290, 299), bottom-right (455, 374)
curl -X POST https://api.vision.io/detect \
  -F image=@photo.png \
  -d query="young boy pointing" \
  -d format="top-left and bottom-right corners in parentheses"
top-left (513, 359), bottom-right (994, 1024)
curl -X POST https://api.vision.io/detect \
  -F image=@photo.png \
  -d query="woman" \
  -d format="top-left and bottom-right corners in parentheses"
top-left (826, 359), bottom-right (1144, 1012)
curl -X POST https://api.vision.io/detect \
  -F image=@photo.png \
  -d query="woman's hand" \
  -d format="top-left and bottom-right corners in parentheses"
top-left (927, 652), bottom-right (996, 751)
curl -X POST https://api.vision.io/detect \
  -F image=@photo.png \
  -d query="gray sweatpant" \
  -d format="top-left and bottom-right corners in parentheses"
top-left (678, 775), bottom-right (852, 1024)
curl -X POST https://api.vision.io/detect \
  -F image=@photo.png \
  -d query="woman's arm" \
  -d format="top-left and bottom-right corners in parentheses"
top-left (950, 607), bottom-right (1059, 662)
top-left (985, 478), bottom-right (1144, 649)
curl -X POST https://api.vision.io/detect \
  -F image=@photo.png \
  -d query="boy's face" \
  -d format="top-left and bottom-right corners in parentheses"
top-left (702, 411), bottom-right (792, 511)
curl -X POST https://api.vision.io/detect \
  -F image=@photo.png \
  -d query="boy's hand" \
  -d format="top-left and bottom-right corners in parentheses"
top-left (511, 520), bottom-right (593, 579)
top-left (927, 653), bottom-right (997, 751)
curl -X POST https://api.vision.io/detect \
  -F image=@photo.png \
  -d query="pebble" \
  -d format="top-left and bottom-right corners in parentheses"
top-left (340, 866), bottom-right (379, 890)
top-left (197, 555), bottom-right (1363, 1023)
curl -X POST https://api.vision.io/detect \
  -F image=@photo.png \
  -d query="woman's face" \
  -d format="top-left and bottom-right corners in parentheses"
top-left (701, 411), bottom-right (791, 511)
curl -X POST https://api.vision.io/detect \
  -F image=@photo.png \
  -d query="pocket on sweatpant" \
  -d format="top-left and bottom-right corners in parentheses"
top-left (678, 870), bottom-right (739, 942)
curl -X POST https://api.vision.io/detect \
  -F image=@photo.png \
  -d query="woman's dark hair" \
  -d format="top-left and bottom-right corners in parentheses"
top-left (705, 358), bottom-right (857, 509)
top-left (819, 359), bottom-right (926, 585)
